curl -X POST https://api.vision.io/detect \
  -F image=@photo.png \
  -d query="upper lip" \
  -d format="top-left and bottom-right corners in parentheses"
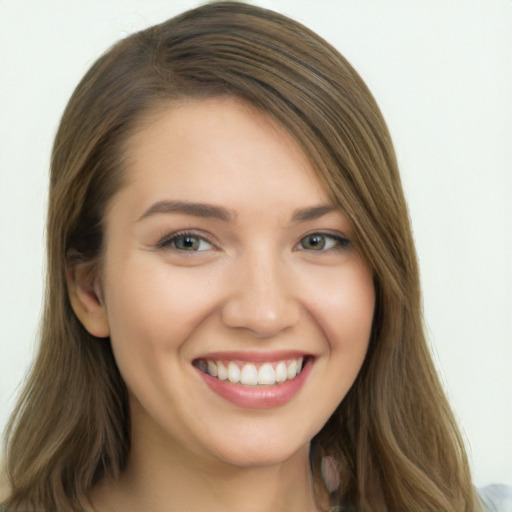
top-left (193, 350), bottom-right (313, 363)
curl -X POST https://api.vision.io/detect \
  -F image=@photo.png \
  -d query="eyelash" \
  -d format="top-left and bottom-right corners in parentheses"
top-left (156, 230), bottom-right (350, 253)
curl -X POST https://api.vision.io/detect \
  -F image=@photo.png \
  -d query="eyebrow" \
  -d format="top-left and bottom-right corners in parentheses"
top-left (137, 200), bottom-right (236, 223)
top-left (290, 204), bottom-right (337, 222)
top-left (137, 200), bottom-right (337, 224)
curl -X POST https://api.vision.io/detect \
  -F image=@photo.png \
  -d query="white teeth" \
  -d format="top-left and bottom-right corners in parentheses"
top-left (257, 363), bottom-right (276, 385)
top-left (207, 360), bottom-right (218, 377)
top-left (286, 361), bottom-right (298, 380)
top-left (199, 357), bottom-right (307, 386)
top-left (275, 362), bottom-right (287, 383)
top-left (227, 362), bottom-right (240, 383)
top-left (217, 361), bottom-right (228, 380)
top-left (240, 363), bottom-right (258, 385)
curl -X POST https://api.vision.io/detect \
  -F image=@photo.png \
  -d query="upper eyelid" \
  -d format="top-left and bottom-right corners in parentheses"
top-left (299, 230), bottom-right (350, 242)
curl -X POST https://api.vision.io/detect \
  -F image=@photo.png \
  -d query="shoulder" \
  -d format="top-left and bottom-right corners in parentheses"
top-left (479, 484), bottom-right (512, 512)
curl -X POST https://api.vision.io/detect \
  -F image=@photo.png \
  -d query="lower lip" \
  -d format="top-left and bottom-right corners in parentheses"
top-left (196, 358), bottom-right (313, 409)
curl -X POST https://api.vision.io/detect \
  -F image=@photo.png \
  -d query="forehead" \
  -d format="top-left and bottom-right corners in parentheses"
top-left (115, 97), bottom-right (331, 215)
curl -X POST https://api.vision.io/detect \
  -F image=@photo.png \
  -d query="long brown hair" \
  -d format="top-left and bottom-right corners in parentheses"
top-left (2, 2), bottom-right (478, 511)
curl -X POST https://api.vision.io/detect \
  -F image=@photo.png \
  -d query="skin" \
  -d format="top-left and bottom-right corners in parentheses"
top-left (70, 97), bottom-right (375, 512)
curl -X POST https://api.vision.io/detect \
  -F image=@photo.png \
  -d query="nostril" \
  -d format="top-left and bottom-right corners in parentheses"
top-left (221, 293), bottom-right (300, 337)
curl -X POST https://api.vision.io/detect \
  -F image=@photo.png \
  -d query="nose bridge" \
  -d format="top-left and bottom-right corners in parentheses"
top-left (221, 244), bottom-right (299, 337)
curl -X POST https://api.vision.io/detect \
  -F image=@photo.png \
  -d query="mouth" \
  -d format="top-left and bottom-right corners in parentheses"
top-left (193, 356), bottom-right (309, 386)
top-left (192, 352), bottom-right (314, 409)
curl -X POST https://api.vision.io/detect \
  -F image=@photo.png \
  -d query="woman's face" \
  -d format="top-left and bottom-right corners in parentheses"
top-left (95, 97), bottom-right (374, 468)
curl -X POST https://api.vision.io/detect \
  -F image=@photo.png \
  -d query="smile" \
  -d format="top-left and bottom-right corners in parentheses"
top-left (194, 357), bottom-right (305, 386)
top-left (193, 353), bottom-right (314, 409)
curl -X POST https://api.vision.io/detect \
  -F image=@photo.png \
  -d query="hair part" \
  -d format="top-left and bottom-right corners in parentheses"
top-left (3, 2), bottom-right (477, 511)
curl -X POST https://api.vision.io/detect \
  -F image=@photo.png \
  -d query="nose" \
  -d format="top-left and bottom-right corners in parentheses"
top-left (221, 251), bottom-right (301, 338)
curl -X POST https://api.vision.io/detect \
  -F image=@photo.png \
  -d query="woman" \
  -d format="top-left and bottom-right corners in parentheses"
top-left (0, 2), bottom-right (505, 511)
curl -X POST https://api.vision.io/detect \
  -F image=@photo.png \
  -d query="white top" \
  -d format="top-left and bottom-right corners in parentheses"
top-left (480, 485), bottom-right (512, 512)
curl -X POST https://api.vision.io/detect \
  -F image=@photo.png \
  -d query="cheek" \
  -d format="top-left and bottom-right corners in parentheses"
top-left (101, 259), bottom-right (226, 427)
top-left (102, 256), bottom-right (222, 362)
top-left (301, 261), bottom-right (375, 354)
top-left (311, 263), bottom-right (374, 410)
top-left (289, 261), bottom-right (374, 435)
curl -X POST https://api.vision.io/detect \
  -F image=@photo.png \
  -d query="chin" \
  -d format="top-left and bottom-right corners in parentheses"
top-left (220, 450), bottom-right (305, 470)
top-left (209, 431), bottom-right (311, 470)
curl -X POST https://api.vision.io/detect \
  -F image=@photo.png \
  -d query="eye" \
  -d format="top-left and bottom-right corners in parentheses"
top-left (157, 232), bottom-right (215, 252)
top-left (299, 233), bottom-right (350, 251)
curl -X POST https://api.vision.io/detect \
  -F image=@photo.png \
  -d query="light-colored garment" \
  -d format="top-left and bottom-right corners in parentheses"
top-left (480, 484), bottom-right (512, 512)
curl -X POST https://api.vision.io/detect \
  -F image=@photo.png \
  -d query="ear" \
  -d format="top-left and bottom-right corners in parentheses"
top-left (66, 260), bottom-right (110, 338)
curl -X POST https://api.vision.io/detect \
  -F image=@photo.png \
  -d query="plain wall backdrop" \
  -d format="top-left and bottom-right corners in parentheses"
top-left (1, 0), bottom-right (511, 487)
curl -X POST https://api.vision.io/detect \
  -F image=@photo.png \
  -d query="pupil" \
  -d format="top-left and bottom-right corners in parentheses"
top-left (305, 235), bottom-right (324, 250)
top-left (179, 236), bottom-right (198, 250)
